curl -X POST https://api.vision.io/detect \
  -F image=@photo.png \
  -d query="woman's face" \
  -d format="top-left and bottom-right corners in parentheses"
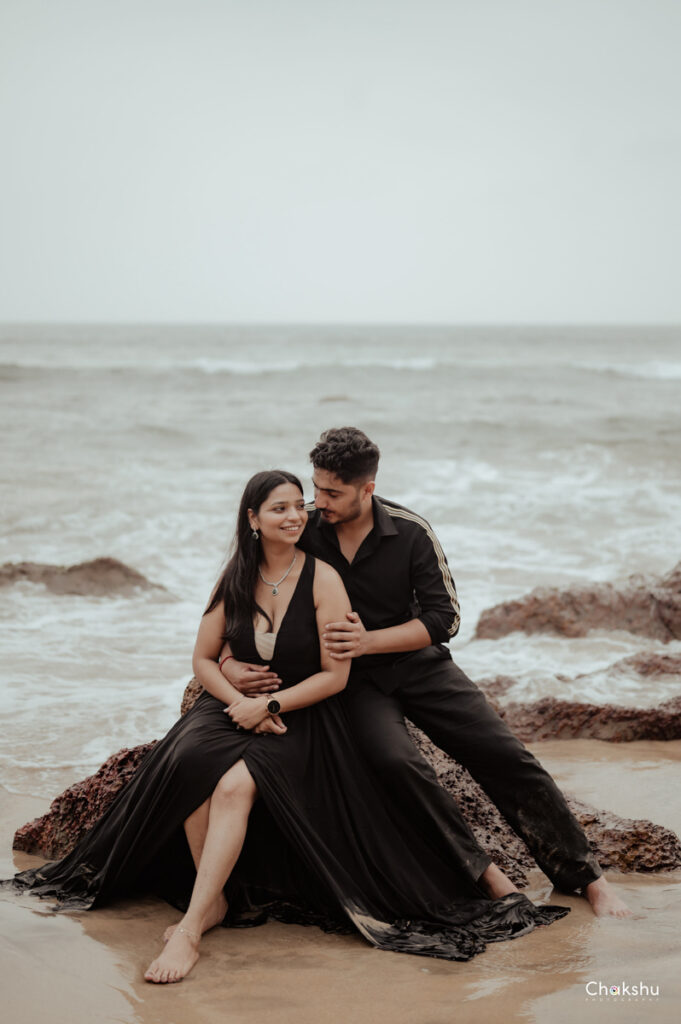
top-left (249, 483), bottom-right (307, 545)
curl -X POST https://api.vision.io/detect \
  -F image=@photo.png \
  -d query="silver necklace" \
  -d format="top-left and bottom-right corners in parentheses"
top-left (259, 552), bottom-right (297, 596)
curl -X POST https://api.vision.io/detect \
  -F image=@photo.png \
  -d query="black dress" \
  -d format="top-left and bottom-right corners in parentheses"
top-left (3, 554), bottom-right (569, 960)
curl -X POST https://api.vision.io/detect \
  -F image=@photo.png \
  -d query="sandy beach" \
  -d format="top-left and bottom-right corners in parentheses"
top-left (2, 738), bottom-right (679, 1024)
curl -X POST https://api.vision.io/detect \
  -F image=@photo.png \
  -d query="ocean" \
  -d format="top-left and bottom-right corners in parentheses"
top-left (1, 324), bottom-right (680, 799)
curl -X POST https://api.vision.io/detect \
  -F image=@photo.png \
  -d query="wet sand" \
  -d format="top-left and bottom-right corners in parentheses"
top-left (2, 740), bottom-right (680, 1024)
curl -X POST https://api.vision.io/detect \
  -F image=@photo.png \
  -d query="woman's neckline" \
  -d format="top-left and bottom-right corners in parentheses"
top-left (253, 551), bottom-right (308, 638)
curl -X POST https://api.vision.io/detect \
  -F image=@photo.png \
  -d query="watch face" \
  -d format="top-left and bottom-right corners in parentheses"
top-left (267, 699), bottom-right (281, 715)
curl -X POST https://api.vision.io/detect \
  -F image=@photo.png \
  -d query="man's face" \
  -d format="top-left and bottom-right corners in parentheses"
top-left (312, 469), bottom-right (370, 524)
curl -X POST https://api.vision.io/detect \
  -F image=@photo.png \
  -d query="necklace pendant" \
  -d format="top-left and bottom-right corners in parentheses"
top-left (258, 552), bottom-right (296, 598)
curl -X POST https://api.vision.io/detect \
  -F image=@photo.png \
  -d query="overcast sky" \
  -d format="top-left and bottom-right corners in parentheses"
top-left (1, 0), bottom-right (680, 323)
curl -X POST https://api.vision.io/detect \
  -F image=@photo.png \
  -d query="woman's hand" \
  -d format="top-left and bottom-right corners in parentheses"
top-left (224, 696), bottom-right (269, 731)
top-left (254, 714), bottom-right (287, 735)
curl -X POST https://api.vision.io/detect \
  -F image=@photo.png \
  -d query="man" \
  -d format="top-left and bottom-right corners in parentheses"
top-left (223, 427), bottom-right (630, 916)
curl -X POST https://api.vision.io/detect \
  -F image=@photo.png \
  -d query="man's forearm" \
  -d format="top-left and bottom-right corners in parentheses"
top-left (364, 618), bottom-right (432, 656)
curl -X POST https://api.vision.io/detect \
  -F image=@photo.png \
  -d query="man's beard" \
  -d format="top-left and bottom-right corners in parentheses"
top-left (323, 496), bottom-right (362, 524)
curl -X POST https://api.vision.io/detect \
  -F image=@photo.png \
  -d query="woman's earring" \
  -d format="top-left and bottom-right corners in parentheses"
top-left (252, 528), bottom-right (259, 541)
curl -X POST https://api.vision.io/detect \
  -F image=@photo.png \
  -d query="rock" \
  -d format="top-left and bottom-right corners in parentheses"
top-left (476, 651), bottom-right (681, 742)
top-left (180, 675), bottom-right (204, 715)
top-left (15, 679), bottom-right (681, 881)
top-left (606, 651), bottom-right (681, 677)
top-left (475, 560), bottom-right (681, 642)
top-left (0, 557), bottom-right (166, 597)
top-left (13, 743), bottom-right (156, 860)
top-left (475, 675), bottom-right (516, 705)
top-left (566, 798), bottom-right (681, 873)
top-left (405, 724), bottom-right (681, 883)
top-left (495, 695), bottom-right (681, 743)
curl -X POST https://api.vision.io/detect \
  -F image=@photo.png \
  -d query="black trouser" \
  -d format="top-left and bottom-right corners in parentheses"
top-left (343, 646), bottom-right (602, 893)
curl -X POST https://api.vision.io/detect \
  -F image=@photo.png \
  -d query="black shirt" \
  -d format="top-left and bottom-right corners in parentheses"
top-left (298, 495), bottom-right (460, 675)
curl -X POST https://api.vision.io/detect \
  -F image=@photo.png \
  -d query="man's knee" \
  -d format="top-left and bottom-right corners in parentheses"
top-left (359, 731), bottom-right (437, 784)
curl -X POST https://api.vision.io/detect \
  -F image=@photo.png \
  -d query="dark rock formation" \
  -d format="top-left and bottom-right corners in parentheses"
top-left (406, 725), bottom-right (681, 881)
top-left (476, 648), bottom-right (681, 741)
top-left (605, 650), bottom-right (681, 678)
top-left (475, 560), bottom-right (681, 642)
top-left (476, 675), bottom-right (517, 704)
top-left (15, 678), bottom-right (681, 883)
top-left (566, 798), bottom-right (681, 874)
top-left (0, 557), bottom-right (166, 597)
top-left (495, 695), bottom-right (681, 743)
top-left (14, 743), bottom-right (156, 860)
top-left (180, 675), bottom-right (203, 715)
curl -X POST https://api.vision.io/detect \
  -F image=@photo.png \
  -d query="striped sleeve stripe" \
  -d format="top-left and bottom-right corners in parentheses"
top-left (385, 506), bottom-right (461, 636)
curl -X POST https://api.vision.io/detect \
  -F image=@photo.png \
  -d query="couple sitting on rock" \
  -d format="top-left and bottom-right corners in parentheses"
top-left (5, 426), bottom-right (630, 984)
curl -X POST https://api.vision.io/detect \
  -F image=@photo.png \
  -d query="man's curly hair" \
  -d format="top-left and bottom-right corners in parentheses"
top-left (309, 427), bottom-right (380, 483)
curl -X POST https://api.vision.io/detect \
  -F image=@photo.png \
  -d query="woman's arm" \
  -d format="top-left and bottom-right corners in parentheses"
top-left (192, 602), bottom-right (244, 707)
top-left (226, 560), bottom-right (351, 728)
top-left (277, 559), bottom-right (351, 711)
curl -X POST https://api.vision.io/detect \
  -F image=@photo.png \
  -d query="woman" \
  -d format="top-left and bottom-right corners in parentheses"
top-left (4, 471), bottom-right (569, 982)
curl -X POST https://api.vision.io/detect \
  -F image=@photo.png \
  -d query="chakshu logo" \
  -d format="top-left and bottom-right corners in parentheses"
top-left (585, 980), bottom-right (660, 1001)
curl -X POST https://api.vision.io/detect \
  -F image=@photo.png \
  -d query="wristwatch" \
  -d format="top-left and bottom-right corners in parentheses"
top-left (266, 697), bottom-right (281, 715)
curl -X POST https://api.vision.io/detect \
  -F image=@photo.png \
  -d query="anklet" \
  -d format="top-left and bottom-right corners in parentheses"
top-left (177, 925), bottom-right (200, 943)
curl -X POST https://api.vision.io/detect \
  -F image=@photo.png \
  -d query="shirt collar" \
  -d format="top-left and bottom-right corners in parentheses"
top-left (370, 495), bottom-right (399, 537)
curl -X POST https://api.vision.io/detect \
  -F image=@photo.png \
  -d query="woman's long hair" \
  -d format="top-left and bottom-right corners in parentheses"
top-left (205, 469), bottom-right (304, 640)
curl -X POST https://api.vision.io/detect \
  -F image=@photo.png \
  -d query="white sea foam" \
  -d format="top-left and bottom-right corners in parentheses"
top-left (456, 633), bottom-right (681, 708)
top-left (0, 354), bottom-right (443, 376)
top-left (571, 360), bottom-right (681, 381)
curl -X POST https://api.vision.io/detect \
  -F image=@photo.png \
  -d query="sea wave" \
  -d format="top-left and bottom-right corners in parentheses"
top-left (571, 360), bottom-right (681, 381)
top-left (3, 346), bottom-right (681, 380)
top-left (0, 355), bottom-right (441, 375)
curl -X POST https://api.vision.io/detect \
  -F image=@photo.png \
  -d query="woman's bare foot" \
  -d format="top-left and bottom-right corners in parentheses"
top-left (145, 923), bottom-right (201, 984)
top-left (162, 892), bottom-right (228, 944)
top-left (480, 862), bottom-right (519, 899)
top-left (584, 876), bottom-right (633, 918)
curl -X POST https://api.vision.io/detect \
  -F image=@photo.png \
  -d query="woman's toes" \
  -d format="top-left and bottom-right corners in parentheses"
top-left (144, 925), bottom-right (200, 984)
top-left (144, 957), bottom-right (167, 984)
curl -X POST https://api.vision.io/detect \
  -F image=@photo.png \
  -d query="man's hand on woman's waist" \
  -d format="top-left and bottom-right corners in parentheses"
top-left (219, 645), bottom-right (281, 694)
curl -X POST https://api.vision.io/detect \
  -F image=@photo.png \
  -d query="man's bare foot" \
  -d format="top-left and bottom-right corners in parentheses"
top-left (163, 892), bottom-right (228, 944)
top-left (584, 876), bottom-right (633, 918)
top-left (480, 862), bottom-right (519, 899)
top-left (145, 923), bottom-right (200, 984)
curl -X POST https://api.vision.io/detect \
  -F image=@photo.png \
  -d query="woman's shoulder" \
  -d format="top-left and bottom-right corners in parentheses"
top-left (309, 555), bottom-right (343, 589)
top-left (310, 557), bottom-right (349, 612)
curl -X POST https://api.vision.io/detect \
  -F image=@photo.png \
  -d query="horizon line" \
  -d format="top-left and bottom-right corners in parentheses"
top-left (1, 320), bottom-right (680, 330)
